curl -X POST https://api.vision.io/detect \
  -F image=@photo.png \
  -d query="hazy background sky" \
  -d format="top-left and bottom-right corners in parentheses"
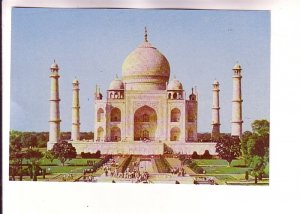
top-left (10, 8), bottom-right (270, 133)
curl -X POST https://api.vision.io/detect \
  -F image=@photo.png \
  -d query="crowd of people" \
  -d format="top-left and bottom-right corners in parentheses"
top-left (62, 173), bottom-right (73, 181)
top-left (170, 167), bottom-right (186, 177)
top-left (102, 159), bottom-right (150, 183)
top-left (80, 157), bottom-right (208, 183)
top-left (83, 174), bottom-right (95, 182)
top-left (193, 177), bottom-right (215, 185)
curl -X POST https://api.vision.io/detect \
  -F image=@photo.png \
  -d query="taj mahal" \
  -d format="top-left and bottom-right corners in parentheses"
top-left (47, 28), bottom-right (243, 155)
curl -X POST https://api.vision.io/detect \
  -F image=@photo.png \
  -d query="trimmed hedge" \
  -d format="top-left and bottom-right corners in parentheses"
top-left (81, 151), bottom-right (101, 158)
top-left (201, 150), bottom-right (212, 159)
top-left (191, 151), bottom-right (200, 159)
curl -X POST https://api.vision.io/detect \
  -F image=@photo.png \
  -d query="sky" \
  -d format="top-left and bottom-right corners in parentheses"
top-left (10, 8), bottom-right (270, 133)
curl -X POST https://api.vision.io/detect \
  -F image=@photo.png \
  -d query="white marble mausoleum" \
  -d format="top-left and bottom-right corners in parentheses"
top-left (47, 28), bottom-right (244, 155)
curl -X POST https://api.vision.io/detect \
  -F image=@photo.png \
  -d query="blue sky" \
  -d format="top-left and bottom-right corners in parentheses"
top-left (10, 8), bottom-right (270, 133)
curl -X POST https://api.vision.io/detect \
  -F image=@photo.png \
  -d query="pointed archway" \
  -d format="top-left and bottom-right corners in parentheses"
top-left (170, 127), bottom-right (180, 141)
top-left (97, 127), bottom-right (104, 141)
top-left (134, 105), bottom-right (157, 141)
top-left (110, 127), bottom-right (121, 142)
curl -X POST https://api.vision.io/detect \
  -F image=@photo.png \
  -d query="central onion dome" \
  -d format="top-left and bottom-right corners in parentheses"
top-left (122, 28), bottom-right (170, 90)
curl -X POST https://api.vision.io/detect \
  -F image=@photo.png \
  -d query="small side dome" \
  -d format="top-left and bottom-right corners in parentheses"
top-left (109, 77), bottom-right (124, 90)
top-left (167, 78), bottom-right (183, 90)
top-left (213, 80), bottom-right (219, 85)
top-left (73, 79), bottom-right (79, 84)
top-left (233, 63), bottom-right (242, 70)
top-left (50, 63), bottom-right (59, 69)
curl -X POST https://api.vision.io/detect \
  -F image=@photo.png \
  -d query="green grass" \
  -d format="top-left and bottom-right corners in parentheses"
top-left (192, 159), bottom-right (245, 166)
top-left (31, 158), bottom-right (101, 166)
top-left (202, 166), bottom-right (250, 174)
top-left (12, 158), bottom-right (102, 176)
top-left (214, 175), bottom-right (238, 181)
top-left (264, 162), bottom-right (269, 176)
top-left (41, 165), bottom-right (91, 173)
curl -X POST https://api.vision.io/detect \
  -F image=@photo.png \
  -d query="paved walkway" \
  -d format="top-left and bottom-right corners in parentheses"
top-left (139, 159), bottom-right (155, 173)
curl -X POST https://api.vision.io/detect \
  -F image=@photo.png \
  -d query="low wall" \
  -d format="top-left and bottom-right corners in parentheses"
top-left (48, 141), bottom-right (217, 155)
top-left (166, 142), bottom-right (217, 155)
top-left (70, 141), bottom-right (164, 155)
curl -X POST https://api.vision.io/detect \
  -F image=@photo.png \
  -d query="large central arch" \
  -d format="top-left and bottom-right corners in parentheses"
top-left (134, 105), bottom-right (157, 141)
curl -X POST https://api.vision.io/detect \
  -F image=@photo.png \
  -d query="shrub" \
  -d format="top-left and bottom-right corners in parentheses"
top-left (191, 151), bottom-right (200, 159)
top-left (37, 140), bottom-right (47, 148)
top-left (95, 150), bottom-right (101, 158)
top-left (201, 150), bottom-right (212, 159)
top-left (81, 151), bottom-right (101, 158)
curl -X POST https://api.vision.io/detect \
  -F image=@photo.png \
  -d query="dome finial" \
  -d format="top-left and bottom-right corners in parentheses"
top-left (144, 27), bottom-right (148, 42)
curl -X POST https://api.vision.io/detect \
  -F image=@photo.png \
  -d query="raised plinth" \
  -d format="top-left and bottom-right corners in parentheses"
top-left (70, 141), bottom-right (164, 155)
top-left (68, 140), bottom-right (217, 156)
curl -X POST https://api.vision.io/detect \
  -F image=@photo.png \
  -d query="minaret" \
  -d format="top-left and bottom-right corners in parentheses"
top-left (48, 61), bottom-right (61, 149)
top-left (231, 63), bottom-right (243, 138)
top-left (71, 78), bottom-right (80, 141)
top-left (211, 80), bottom-right (220, 138)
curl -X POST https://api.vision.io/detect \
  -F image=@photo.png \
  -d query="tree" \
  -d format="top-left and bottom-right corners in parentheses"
top-left (241, 131), bottom-right (254, 165)
top-left (80, 132), bottom-right (94, 140)
top-left (21, 133), bottom-right (38, 149)
top-left (241, 120), bottom-right (270, 183)
top-left (36, 134), bottom-right (47, 148)
top-left (251, 120), bottom-right (269, 137)
top-left (25, 149), bottom-right (43, 181)
top-left (44, 150), bottom-right (55, 163)
top-left (250, 156), bottom-right (266, 184)
top-left (51, 141), bottom-right (77, 166)
top-left (216, 135), bottom-right (241, 166)
top-left (9, 134), bottom-right (24, 180)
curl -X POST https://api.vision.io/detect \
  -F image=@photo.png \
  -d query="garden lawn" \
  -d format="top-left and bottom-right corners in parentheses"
top-left (35, 158), bottom-right (101, 166)
top-left (41, 165), bottom-right (92, 173)
top-left (192, 159), bottom-right (245, 166)
top-left (202, 166), bottom-right (250, 174)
